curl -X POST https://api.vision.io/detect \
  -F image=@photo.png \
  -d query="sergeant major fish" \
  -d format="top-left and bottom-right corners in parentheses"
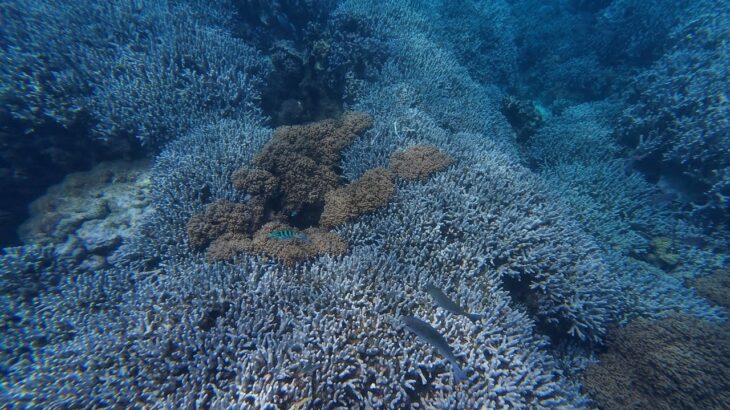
top-left (426, 284), bottom-right (481, 322)
top-left (401, 315), bottom-right (467, 382)
top-left (267, 229), bottom-right (309, 242)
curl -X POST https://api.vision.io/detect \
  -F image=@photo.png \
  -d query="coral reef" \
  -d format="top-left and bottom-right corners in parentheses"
top-left (688, 269), bottom-right (730, 308)
top-left (613, 0), bottom-right (730, 218)
top-left (249, 222), bottom-right (347, 265)
top-left (192, 119), bottom-right (454, 263)
top-left (1, 248), bottom-right (589, 408)
top-left (0, 244), bottom-right (70, 303)
top-left (342, 108), bottom-right (623, 344)
top-left (184, 113), bottom-right (378, 264)
top-left (91, 19), bottom-right (267, 149)
top-left (583, 315), bottom-right (730, 409)
top-left (524, 100), bottom-right (724, 322)
top-left (388, 145), bottom-right (455, 182)
top-left (320, 168), bottom-right (395, 228)
top-left (433, 0), bottom-right (518, 87)
top-left (205, 222), bottom-right (349, 266)
top-left (647, 236), bottom-right (680, 269)
top-left (0, 0), bottom-right (264, 244)
top-left (594, 0), bottom-right (689, 66)
top-left (3, 0), bottom-right (729, 408)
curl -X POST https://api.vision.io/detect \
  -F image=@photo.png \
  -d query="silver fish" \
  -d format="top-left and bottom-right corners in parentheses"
top-left (425, 284), bottom-right (481, 322)
top-left (401, 315), bottom-right (467, 382)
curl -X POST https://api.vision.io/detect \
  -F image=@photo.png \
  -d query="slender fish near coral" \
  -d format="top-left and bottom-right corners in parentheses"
top-left (401, 315), bottom-right (467, 382)
top-left (425, 284), bottom-right (481, 322)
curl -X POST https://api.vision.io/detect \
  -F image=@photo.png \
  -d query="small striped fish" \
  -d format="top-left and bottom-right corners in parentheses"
top-left (267, 229), bottom-right (309, 241)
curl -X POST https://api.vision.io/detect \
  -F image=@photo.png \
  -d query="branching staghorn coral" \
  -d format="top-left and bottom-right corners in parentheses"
top-left (2, 245), bottom-right (589, 408)
top-left (583, 315), bottom-right (730, 409)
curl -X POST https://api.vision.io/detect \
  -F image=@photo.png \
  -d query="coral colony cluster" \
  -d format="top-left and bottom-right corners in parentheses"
top-left (1, 0), bottom-right (729, 409)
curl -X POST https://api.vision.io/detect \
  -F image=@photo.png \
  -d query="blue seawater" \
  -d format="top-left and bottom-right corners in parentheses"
top-left (1, 0), bottom-right (728, 408)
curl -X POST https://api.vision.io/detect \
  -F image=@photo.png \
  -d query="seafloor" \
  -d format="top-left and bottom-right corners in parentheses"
top-left (1, 1), bottom-right (729, 409)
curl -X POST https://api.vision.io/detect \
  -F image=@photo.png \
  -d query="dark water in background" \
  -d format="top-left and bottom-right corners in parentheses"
top-left (1, 1), bottom-right (728, 408)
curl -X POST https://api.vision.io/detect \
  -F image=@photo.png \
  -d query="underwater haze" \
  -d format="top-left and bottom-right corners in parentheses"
top-left (1, 0), bottom-right (729, 408)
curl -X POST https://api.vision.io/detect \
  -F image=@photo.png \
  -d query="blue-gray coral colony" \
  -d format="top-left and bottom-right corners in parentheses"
top-left (1, 0), bottom-right (728, 409)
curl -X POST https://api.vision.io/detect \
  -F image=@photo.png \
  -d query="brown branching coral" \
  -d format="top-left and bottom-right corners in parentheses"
top-left (272, 154), bottom-right (341, 213)
top-left (206, 233), bottom-right (254, 262)
top-left (253, 112), bottom-right (374, 213)
top-left (687, 268), bottom-right (730, 308)
top-left (188, 113), bottom-right (372, 265)
top-left (255, 111), bottom-right (373, 169)
top-left (186, 200), bottom-right (264, 249)
top-left (389, 145), bottom-right (454, 181)
top-left (583, 315), bottom-right (730, 409)
top-left (188, 115), bottom-right (449, 265)
top-left (231, 168), bottom-right (279, 198)
top-left (320, 168), bottom-right (395, 228)
top-left (247, 222), bottom-right (348, 266)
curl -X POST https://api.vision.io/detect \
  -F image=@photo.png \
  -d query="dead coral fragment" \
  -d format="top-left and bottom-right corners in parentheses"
top-left (186, 200), bottom-right (264, 250)
top-left (583, 315), bottom-right (730, 409)
top-left (231, 168), bottom-right (278, 198)
top-left (320, 168), bottom-right (395, 228)
top-left (249, 222), bottom-right (347, 266)
top-left (389, 145), bottom-right (454, 181)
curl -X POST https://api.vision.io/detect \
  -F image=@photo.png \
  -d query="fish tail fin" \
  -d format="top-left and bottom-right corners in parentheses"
top-left (467, 313), bottom-right (482, 322)
top-left (452, 362), bottom-right (467, 383)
